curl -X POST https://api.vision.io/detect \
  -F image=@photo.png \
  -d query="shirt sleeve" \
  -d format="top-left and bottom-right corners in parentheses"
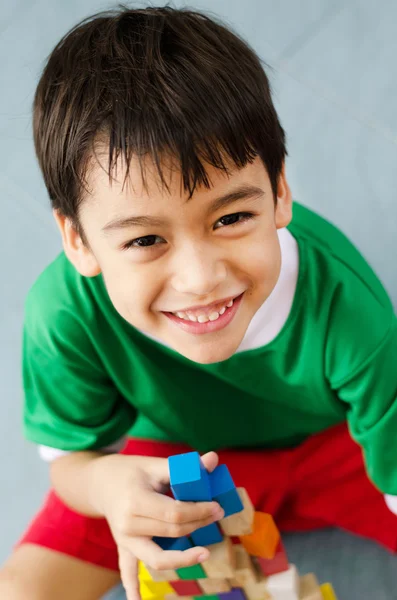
top-left (22, 293), bottom-right (137, 452)
top-left (325, 268), bottom-right (397, 494)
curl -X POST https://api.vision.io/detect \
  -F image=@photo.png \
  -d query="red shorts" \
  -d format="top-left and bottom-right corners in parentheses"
top-left (17, 423), bottom-right (397, 571)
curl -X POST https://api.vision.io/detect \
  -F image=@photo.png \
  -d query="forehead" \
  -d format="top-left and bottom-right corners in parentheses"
top-left (83, 150), bottom-right (268, 217)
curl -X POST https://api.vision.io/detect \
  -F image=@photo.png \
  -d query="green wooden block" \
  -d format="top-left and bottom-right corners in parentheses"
top-left (194, 596), bottom-right (219, 600)
top-left (176, 564), bottom-right (207, 580)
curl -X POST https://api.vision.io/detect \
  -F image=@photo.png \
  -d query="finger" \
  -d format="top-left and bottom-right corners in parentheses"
top-left (200, 451), bottom-right (219, 473)
top-left (132, 489), bottom-right (223, 523)
top-left (120, 509), bottom-right (223, 538)
top-left (118, 547), bottom-right (140, 600)
top-left (129, 537), bottom-right (210, 571)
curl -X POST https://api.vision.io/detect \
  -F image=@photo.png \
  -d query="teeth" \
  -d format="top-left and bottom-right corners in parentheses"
top-left (197, 314), bottom-right (209, 323)
top-left (172, 297), bottom-right (235, 322)
top-left (209, 311), bottom-right (219, 321)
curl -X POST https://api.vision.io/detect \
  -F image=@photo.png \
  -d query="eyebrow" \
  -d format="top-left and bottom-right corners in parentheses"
top-left (102, 184), bottom-right (265, 234)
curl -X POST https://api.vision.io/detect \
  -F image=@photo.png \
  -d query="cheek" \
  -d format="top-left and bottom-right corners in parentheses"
top-left (236, 235), bottom-right (281, 287)
top-left (101, 260), bottom-right (163, 320)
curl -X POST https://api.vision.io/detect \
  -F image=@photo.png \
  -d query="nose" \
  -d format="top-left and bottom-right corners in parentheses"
top-left (170, 241), bottom-right (227, 296)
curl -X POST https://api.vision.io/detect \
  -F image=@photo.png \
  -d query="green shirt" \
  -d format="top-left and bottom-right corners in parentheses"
top-left (22, 202), bottom-right (397, 493)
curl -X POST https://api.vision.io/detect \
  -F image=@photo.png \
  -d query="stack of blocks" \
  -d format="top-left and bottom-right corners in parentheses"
top-left (139, 452), bottom-right (338, 600)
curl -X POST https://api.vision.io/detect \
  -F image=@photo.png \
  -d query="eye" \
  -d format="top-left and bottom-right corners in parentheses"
top-left (214, 212), bottom-right (255, 229)
top-left (122, 235), bottom-right (165, 250)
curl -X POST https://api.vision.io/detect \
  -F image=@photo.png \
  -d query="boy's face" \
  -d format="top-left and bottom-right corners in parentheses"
top-left (57, 154), bottom-right (292, 364)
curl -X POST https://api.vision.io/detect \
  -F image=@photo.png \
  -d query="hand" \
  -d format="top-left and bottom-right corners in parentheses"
top-left (90, 451), bottom-right (222, 600)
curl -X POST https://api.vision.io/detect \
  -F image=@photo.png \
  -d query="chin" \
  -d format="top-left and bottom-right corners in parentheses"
top-left (178, 340), bottom-right (240, 365)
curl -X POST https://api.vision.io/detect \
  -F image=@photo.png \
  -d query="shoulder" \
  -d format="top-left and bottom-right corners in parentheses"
top-left (24, 252), bottom-right (102, 350)
top-left (289, 202), bottom-right (395, 381)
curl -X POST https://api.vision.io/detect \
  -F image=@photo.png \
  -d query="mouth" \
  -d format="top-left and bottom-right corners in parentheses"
top-left (163, 293), bottom-right (244, 335)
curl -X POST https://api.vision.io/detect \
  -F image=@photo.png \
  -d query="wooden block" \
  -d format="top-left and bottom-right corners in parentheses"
top-left (239, 512), bottom-right (280, 559)
top-left (141, 580), bottom-right (172, 600)
top-left (166, 596), bottom-right (194, 600)
top-left (144, 580), bottom-right (175, 596)
top-left (147, 567), bottom-right (179, 582)
top-left (242, 577), bottom-right (272, 600)
top-left (320, 583), bottom-right (338, 600)
top-left (220, 489), bottom-right (254, 536)
top-left (193, 596), bottom-right (219, 600)
top-left (176, 564), bottom-right (207, 580)
top-left (154, 536), bottom-right (192, 552)
top-left (218, 589), bottom-right (248, 600)
top-left (267, 564), bottom-right (299, 600)
top-left (299, 574), bottom-right (322, 600)
top-left (201, 539), bottom-right (236, 578)
top-left (228, 545), bottom-right (257, 587)
top-left (209, 465), bottom-right (244, 517)
top-left (256, 541), bottom-right (289, 576)
top-left (191, 522), bottom-right (223, 546)
top-left (199, 578), bottom-right (231, 594)
top-left (170, 580), bottom-right (202, 596)
top-left (169, 452), bottom-right (212, 501)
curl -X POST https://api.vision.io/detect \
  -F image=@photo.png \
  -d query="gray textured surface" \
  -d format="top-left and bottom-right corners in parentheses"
top-left (1, 0), bottom-right (396, 598)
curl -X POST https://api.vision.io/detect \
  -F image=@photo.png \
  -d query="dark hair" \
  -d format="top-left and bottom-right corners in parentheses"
top-left (33, 3), bottom-right (287, 230)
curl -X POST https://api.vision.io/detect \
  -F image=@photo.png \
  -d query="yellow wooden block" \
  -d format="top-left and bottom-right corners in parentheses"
top-left (139, 562), bottom-right (153, 582)
top-left (320, 583), bottom-right (338, 600)
top-left (220, 488), bottom-right (254, 536)
top-left (299, 574), bottom-right (322, 600)
top-left (201, 539), bottom-right (236, 578)
top-left (140, 581), bottom-right (162, 600)
top-left (145, 580), bottom-right (175, 596)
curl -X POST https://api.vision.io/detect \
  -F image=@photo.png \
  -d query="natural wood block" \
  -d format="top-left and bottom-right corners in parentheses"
top-left (228, 544), bottom-right (258, 587)
top-left (239, 512), bottom-right (280, 559)
top-left (199, 578), bottom-right (231, 594)
top-left (201, 539), bottom-right (236, 578)
top-left (299, 574), bottom-right (322, 600)
top-left (242, 577), bottom-right (271, 600)
top-left (147, 567), bottom-right (179, 582)
top-left (165, 595), bottom-right (193, 600)
top-left (220, 488), bottom-right (254, 536)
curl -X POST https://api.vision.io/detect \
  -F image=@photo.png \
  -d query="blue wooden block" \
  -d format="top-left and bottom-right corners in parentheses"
top-left (168, 452), bottom-right (212, 501)
top-left (153, 535), bottom-right (192, 551)
top-left (209, 465), bottom-right (243, 517)
top-left (191, 522), bottom-right (223, 546)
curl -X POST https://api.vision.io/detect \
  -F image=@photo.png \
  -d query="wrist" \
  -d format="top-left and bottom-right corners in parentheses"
top-left (87, 452), bottom-right (122, 516)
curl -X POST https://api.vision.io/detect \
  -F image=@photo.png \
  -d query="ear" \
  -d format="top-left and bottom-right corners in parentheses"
top-left (53, 210), bottom-right (101, 277)
top-left (275, 162), bottom-right (293, 229)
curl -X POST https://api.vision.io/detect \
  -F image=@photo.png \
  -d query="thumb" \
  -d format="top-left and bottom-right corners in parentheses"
top-left (118, 547), bottom-right (140, 600)
top-left (200, 451), bottom-right (219, 473)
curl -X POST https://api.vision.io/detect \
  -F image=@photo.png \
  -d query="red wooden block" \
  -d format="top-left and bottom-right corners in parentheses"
top-left (170, 580), bottom-right (202, 596)
top-left (256, 541), bottom-right (289, 576)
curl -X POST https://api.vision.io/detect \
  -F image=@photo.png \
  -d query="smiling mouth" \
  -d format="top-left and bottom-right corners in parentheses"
top-left (168, 296), bottom-right (238, 323)
top-left (163, 293), bottom-right (244, 334)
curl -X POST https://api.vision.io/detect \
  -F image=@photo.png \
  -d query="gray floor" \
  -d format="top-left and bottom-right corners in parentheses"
top-left (1, 0), bottom-right (397, 598)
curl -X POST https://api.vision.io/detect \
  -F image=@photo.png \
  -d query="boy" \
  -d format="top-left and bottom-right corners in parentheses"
top-left (1, 4), bottom-right (397, 600)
